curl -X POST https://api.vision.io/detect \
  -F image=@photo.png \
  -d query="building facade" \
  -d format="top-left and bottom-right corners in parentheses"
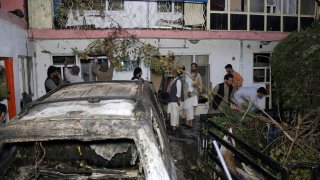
top-left (0, 0), bottom-right (318, 117)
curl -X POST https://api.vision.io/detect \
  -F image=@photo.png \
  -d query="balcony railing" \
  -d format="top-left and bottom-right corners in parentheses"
top-left (53, 0), bottom-right (207, 30)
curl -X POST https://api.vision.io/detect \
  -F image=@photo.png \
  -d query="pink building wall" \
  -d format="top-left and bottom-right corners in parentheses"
top-left (0, 0), bottom-right (25, 13)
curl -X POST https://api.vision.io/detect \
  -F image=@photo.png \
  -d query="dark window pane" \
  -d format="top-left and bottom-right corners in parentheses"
top-left (231, 14), bottom-right (247, 30)
top-left (266, 96), bottom-right (270, 109)
top-left (266, 68), bottom-right (270, 82)
top-left (300, 17), bottom-right (315, 30)
top-left (250, 15), bottom-right (264, 31)
top-left (267, 16), bottom-right (280, 31)
top-left (108, 0), bottom-right (124, 11)
top-left (210, 13), bottom-right (228, 30)
top-left (175, 2), bottom-right (183, 13)
top-left (254, 53), bottom-right (270, 67)
top-left (53, 56), bottom-right (76, 65)
top-left (231, 0), bottom-right (248, 12)
top-left (300, 0), bottom-right (315, 15)
top-left (157, 1), bottom-right (172, 12)
top-left (283, 16), bottom-right (298, 32)
top-left (250, 0), bottom-right (264, 12)
top-left (253, 69), bottom-right (265, 82)
top-left (210, 0), bottom-right (225, 11)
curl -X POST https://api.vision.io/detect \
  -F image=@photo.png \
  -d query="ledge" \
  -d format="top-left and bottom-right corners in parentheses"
top-left (28, 29), bottom-right (289, 41)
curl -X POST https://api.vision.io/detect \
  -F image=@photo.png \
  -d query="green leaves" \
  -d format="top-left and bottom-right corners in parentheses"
top-left (73, 30), bottom-right (174, 74)
top-left (271, 21), bottom-right (320, 111)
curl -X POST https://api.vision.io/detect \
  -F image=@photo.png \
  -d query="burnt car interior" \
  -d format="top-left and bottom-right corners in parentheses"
top-left (0, 139), bottom-right (144, 179)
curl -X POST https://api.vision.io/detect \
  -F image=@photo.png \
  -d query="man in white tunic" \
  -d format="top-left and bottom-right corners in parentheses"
top-left (182, 69), bottom-right (197, 127)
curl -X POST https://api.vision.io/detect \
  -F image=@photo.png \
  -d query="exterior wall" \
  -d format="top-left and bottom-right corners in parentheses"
top-left (28, 0), bottom-right (52, 28)
top-left (32, 38), bottom-right (279, 108)
top-left (65, 1), bottom-right (182, 28)
top-left (0, 0), bottom-right (24, 13)
top-left (0, 9), bottom-right (31, 114)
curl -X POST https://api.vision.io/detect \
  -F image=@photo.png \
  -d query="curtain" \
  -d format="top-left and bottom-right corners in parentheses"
top-left (184, 3), bottom-right (205, 26)
top-left (174, 55), bottom-right (192, 72)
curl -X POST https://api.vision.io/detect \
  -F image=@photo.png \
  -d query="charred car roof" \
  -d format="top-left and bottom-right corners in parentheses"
top-left (0, 81), bottom-right (177, 180)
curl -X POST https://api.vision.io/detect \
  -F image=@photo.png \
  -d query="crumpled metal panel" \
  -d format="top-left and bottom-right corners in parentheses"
top-left (90, 142), bottom-right (138, 163)
top-left (46, 82), bottom-right (138, 100)
top-left (20, 99), bottom-right (135, 121)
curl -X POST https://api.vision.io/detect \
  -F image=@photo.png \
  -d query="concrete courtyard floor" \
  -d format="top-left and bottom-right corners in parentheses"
top-left (166, 116), bottom-right (213, 180)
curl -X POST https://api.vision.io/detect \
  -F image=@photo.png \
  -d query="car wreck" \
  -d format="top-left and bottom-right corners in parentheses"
top-left (0, 81), bottom-right (177, 179)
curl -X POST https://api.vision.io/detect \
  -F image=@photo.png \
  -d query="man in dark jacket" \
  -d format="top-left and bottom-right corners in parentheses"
top-left (0, 103), bottom-right (7, 126)
top-left (210, 74), bottom-right (234, 113)
top-left (44, 66), bottom-right (63, 93)
top-left (167, 68), bottom-right (184, 130)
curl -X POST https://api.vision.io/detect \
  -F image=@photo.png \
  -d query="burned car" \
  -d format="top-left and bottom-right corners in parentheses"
top-left (0, 81), bottom-right (177, 179)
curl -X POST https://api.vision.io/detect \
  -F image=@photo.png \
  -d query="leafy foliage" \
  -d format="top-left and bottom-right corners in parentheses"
top-left (0, 83), bottom-right (8, 100)
top-left (271, 21), bottom-right (320, 111)
top-left (210, 103), bottom-right (319, 179)
top-left (72, 29), bottom-right (174, 74)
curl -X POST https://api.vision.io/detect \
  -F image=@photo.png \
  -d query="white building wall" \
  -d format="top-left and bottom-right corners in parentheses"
top-left (66, 1), bottom-right (182, 28)
top-left (0, 17), bottom-right (30, 114)
top-left (33, 38), bottom-right (279, 109)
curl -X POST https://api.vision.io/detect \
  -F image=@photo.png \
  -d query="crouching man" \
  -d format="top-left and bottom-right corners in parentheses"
top-left (0, 103), bottom-right (8, 126)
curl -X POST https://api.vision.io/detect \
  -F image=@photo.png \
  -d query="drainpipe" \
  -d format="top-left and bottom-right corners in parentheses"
top-left (147, 1), bottom-right (150, 28)
top-left (239, 40), bottom-right (243, 75)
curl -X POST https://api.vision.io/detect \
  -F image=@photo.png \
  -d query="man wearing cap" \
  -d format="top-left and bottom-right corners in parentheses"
top-left (64, 61), bottom-right (84, 83)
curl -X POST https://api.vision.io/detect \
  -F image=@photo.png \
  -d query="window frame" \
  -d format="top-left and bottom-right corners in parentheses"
top-left (253, 52), bottom-right (272, 109)
top-left (107, 0), bottom-right (125, 11)
top-left (157, 1), bottom-right (183, 13)
top-left (18, 56), bottom-right (35, 99)
top-left (209, 0), bottom-right (316, 32)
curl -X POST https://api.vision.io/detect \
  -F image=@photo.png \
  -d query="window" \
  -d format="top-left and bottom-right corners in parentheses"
top-left (173, 55), bottom-right (210, 95)
top-left (195, 55), bottom-right (210, 94)
top-left (300, 0), bottom-right (315, 15)
top-left (253, 53), bottom-right (270, 83)
top-left (250, 0), bottom-right (264, 13)
top-left (52, 56), bottom-right (77, 82)
top-left (18, 56), bottom-right (35, 106)
top-left (231, 0), bottom-right (247, 12)
top-left (157, 1), bottom-right (182, 13)
top-left (59, 0), bottom-right (106, 10)
top-left (283, 0), bottom-right (298, 15)
top-left (231, 14), bottom-right (247, 30)
top-left (211, 0), bottom-right (226, 11)
top-left (253, 53), bottom-right (271, 109)
top-left (208, 0), bottom-right (316, 32)
top-left (108, 0), bottom-right (124, 11)
top-left (174, 55), bottom-right (193, 71)
top-left (157, 1), bottom-right (172, 12)
top-left (266, 0), bottom-right (281, 14)
top-left (174, 2), bottom-right (183, 13)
